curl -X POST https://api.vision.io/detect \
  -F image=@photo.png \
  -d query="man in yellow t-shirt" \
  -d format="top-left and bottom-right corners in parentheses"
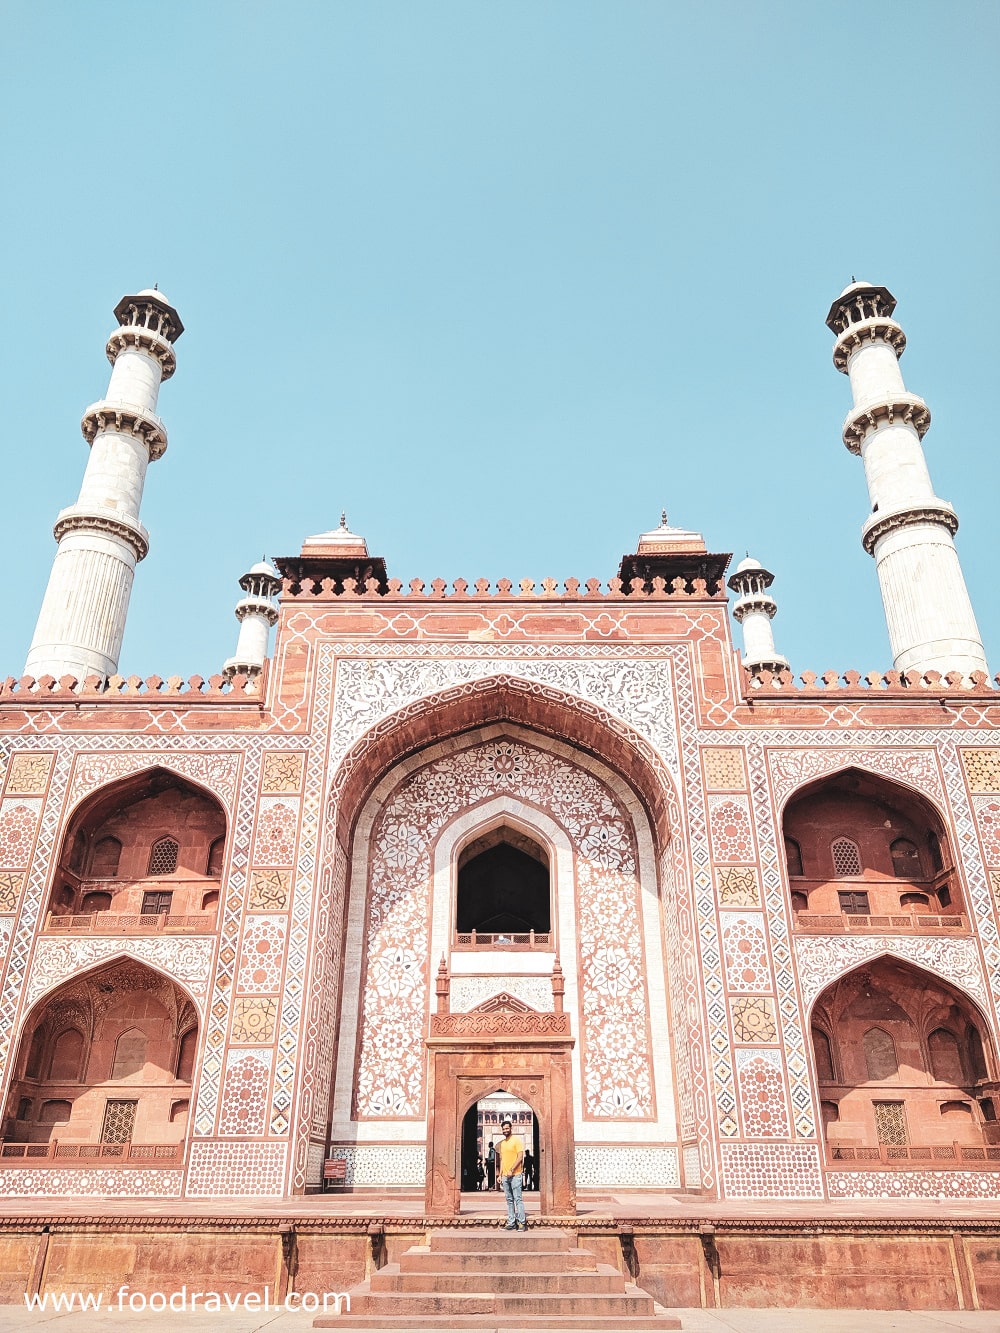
top-left (497, 1119), bottom-right (526, 1231)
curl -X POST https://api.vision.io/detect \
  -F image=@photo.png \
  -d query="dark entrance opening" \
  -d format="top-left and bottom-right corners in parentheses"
top-left (457, 837), bottom-right (550, 935)
top-left (460, 1093), bottom-right (539, 1194)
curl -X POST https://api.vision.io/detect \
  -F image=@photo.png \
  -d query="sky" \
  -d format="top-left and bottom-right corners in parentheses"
top-left (1, 2), bottom-right (998, 680)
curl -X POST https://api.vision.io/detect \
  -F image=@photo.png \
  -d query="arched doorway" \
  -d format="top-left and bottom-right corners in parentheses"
top-left (425, 977), bottom-right (575, 1216)
top-left (460, 1091), bottom-right (539, 1194)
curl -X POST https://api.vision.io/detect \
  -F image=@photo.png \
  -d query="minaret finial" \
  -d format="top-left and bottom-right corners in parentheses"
top-left (339, 511), bottom-right (347, 529)
top-left (660, 508), bottom-right (668, 527)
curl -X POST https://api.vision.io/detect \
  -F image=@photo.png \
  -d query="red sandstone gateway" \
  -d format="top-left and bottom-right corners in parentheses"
top-left (1, 284), bottom-right (1000, 1316)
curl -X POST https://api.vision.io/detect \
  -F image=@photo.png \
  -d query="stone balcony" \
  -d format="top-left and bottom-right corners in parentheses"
top-left (453, 929), bottom-right (552, 951)
top-left (0, 1140), bottom-right (184, 1166)
top-left (795, 911), bottom-right (967, 933)
top-left (43, 910), bottom-right (216, 935)
top-left (827, 1142), bottom-right (1000, 1168)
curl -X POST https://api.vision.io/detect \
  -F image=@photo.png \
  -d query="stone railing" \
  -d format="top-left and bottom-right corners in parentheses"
top-left (827, 1143), bottom-right (1000, 1168)
top-left (796, 912), bottom-right (967, 933)
top-left (45, 911), bottom-right (216, 934)
top-left (744, 667), bottom-right (998, 694)
top-left (0, 1140), bottom-right (184, 1165)
top-left (280, 574), bottom-right (728, 600)
top-left (453, 930), bottom-right (551, 951)
top-left (0, 673), bottom-right (260, 702)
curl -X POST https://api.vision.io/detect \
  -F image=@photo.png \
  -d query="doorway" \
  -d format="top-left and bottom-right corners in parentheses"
top-left (460, 1092), bottom-right (540, 1194)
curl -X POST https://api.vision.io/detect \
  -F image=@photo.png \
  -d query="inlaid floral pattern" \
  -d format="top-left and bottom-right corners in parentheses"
top-left (354, 738), bottom-right (653, 1119)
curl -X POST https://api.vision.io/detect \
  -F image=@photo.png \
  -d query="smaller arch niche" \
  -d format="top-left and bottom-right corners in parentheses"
top-left (813, 957), bottom-right (995, 1162)
top-left (48, 769), bottom-right (227, 925)
top-left (783, 768), bottom-right (962, 925)
top-left (456, 828), bottom-right (551, 939)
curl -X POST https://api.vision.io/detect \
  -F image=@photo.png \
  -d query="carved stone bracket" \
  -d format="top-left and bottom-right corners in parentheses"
top-left (842, 394), bottom-right (930, 454)
top-left (105, 327), bottom-right (177, 379)
top-left (52, 507), bottom-right (151, 563)
top-left (80, 401), bottom-right (168, 460)
top-left (832, 317), bottom-right (906, 372)
top-left (861, 501), bottom-right (959, 555)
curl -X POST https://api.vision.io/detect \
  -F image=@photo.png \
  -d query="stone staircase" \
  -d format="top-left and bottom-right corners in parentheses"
top-left (314, 1225), bottom-right (681, 1329)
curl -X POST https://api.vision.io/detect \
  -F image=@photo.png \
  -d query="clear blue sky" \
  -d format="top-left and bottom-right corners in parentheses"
top-left (2, 2), bottom-right (998, 678)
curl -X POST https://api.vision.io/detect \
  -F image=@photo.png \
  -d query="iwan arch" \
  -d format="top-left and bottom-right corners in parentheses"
top-left (4, 283), bottom-right (1000, 1310)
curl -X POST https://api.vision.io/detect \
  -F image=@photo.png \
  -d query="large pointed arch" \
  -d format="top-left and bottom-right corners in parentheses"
top-left (327, 673), bottom-right (680, 853)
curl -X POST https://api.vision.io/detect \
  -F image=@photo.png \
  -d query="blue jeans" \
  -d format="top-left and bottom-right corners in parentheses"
top-left (501, 1172), bottom-right (525, 1227)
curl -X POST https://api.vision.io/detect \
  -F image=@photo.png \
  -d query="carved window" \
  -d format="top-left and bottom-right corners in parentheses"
top-left (940, 1101), bottom-right (973, 1118)
top-left (784, 836), bottom-right (803, 878)
top-left (831, 837), bottom-right (862, 877)
top-left (929, 1029), bottom-right (965, 1084)
top-left (25, 1029), bottom-right (45, 1079)
top-left (175, 1028), bottom-right (197, 1082)
top-left (873, 1100), bottom-right (908, 1146)
top-left (39, 1099), bottom-right (72, 1124)
top-left (101, 1099), bottom-right (137, 1144)
top-left (141, 890), bottom-right (173, 916)
top-left (968, 1025), bottom-right (989, 1081)
top-left (111, 1030), bottom-right (147, 1080)
top-left (838, 890), bottom-right (870, 916)
top-left (927, 831), bottom-right (944, 873)
top-left (48, 1028), bottom-right (85, 1081)
top-left (147, 838), bottom-right (179, 876)
top-left (899, 892), bottom-right (930, 912)
top-left (207, 837), bottom-right (225, 876)
top-left (864, 1027), bottom-right (898, 1081)
top-left (890, 838), bottom-right (921, 878)
top-left (90, 836), bottom-right (122, 878)
top-left (81, 891), bottom-right (112, 914)
top-left (812, 1027), bottom-right (835, 1081)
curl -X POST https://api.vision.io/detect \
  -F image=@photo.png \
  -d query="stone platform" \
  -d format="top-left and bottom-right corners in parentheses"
top-left (1, 1192), bottom-right (999, 1313)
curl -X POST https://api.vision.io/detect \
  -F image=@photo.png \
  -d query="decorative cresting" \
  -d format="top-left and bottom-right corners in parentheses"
top-left (425, 958), bottom-right (576, 1214)
top-left (25, 288), bottom-right (184, 682)
top-left (826, 282), bottom-right (987, 680)
top-left (353, 737), bottom-right (655, 1120)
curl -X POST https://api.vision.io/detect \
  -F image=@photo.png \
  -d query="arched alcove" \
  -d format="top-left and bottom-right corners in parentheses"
top-left (782, 768), bottom-right (963, 926)
top-left (2, 958), bottom-right (198, 1160)
top-left (47, 768), bottom-right (226, 929)
top-left (456, 827), bottom-right (551, 938)
top-left (810, 956), bottom-right (996, 1166)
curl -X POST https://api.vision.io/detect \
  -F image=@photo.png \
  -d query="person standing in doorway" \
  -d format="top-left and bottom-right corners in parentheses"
top-left (486, 1141), bottom-right (496, 1191)
top-left (498, 1118), bottom-right (526, 1231)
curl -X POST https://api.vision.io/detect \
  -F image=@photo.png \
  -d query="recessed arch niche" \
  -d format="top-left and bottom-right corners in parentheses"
top-left (48, 767), bottom-right (227, 924)
top-left (809, 956), bottom-right (996, 1160)
top-left (782, 767), bottom-right (962, 922)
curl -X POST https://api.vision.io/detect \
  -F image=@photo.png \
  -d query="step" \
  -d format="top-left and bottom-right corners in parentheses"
top-left (334, 1290), bottom-right (662, 1317)
top-left (370, 1263), bottom-right (625, 1295)
top-left (400, 1246), bottom-right (600, 1275)
top-left (427, 1227), bottom-right (575, 1253)
top-left (315, 1298), bottom-right (681, 1329)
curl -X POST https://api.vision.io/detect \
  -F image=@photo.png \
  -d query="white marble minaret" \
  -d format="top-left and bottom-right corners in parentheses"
top-left (826, 281), bottom-right (987, 679)
top-left (727, 555), bottom-right (788, 675)
top-left (222, 560), bottom-right (281, 678)
top-left (25, 289), bottom-right (183, 681)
